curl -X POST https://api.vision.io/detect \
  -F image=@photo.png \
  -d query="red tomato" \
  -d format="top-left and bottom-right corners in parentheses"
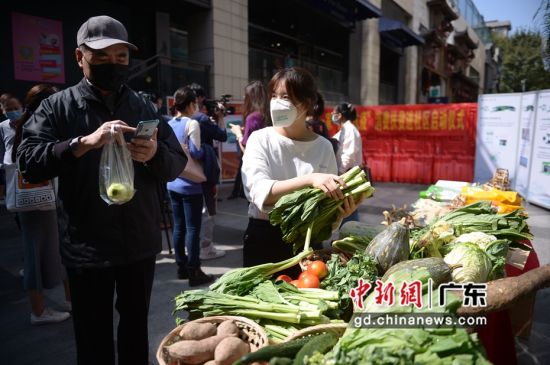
top-left (290, 280), bottom-right (300, 287)
top-left (298, 271), bottom-right (310, 280)
top-left (276, 274), bottom-right (292, 283)
top-left (296, 273), bottom-right (320, 288)
top-left (307, 261), bottom-right (328, 279)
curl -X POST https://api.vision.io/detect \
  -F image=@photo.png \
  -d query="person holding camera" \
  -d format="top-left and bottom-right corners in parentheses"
top-left (188, 83), bottom-right (227, 260)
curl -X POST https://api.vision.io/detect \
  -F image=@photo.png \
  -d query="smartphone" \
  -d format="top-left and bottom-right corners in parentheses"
top-left (134, 119), bottom-right (159, 139)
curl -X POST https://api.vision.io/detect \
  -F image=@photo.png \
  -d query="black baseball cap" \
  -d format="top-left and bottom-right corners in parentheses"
top-left (77, 15), bottom-right (137, 50)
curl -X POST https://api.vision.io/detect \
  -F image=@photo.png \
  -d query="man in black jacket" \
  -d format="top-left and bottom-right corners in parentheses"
top-left (17, 16), bottom-right (186, 365)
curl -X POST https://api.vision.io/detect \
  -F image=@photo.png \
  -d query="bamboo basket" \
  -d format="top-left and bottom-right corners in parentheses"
top-left (156, 315), bottom-right (269, 365)
top-left (284, 323), bottom-right (348, 342)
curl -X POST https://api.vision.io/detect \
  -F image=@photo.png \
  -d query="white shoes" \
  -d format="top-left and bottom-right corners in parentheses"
top-left (30, 307), bottom-right (70, 325)
top-left (200, 243), bottom-right (226, 260)
top-left (59, 301), bottom-right (72, 312)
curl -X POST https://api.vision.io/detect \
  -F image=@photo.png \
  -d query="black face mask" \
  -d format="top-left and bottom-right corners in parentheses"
top-left (86, 61), bottom-right (129, 92)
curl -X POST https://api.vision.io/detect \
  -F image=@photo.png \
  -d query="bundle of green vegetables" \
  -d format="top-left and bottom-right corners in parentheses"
top-left (209, 250), bottom-right (311, 295)
top-left (411, 200), bottom-right (532, 259)
top-left (174, 280), bottom-right (339, 328)
top-left (269, 166), bottom-right (375, 252)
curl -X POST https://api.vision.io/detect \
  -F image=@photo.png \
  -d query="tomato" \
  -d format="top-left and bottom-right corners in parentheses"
top-left (296, 272), bottom-right (320, 288)
top-left (276, 274), bottom-right (292, 283)
top-left (307, 260), bottom-right (328, 279)
top-left (290, 280), bottom-right (300, 287)
top-left (298, 271), bottom-right (310, 280)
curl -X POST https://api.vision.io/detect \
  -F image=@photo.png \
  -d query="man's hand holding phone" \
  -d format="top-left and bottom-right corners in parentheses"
top-left (128, 119), bottom-right (159, 163)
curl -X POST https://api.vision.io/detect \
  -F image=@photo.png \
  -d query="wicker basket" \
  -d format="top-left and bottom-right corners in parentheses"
top-left (285, 323), bottom-right (348, 342)
top-left (156, 315), bottom-right (269, 365)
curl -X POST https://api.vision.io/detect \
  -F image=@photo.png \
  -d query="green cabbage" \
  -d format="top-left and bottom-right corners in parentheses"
top-left (443, 243), bottom-right (492, 283)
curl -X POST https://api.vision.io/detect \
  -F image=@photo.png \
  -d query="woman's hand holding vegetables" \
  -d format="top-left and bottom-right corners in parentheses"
top-left (310, 173), bottom-right (346, 200)
top-left (338, 193), bottom-right (365, 219)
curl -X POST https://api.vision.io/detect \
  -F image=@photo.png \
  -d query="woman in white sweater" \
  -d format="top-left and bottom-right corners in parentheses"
top-left (332, 103), bottom-right (363, 175)
top-left (332, 102), bottom-right (363, 223)
top-left (241, 67), bottom-right (364, 273)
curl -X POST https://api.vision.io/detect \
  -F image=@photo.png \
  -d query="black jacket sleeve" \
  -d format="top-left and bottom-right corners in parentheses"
top-left (16, 98), bottom-right (73, 183)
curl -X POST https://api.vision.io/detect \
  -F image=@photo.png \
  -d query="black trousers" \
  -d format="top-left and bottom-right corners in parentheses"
top-left (66, 256), bottom-right (156, 365)
top-left (243, 218), bottom-right (301, 278)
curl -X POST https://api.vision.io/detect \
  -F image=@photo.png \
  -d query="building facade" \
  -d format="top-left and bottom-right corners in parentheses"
top-left (2, 0), bottom-right (493, 106)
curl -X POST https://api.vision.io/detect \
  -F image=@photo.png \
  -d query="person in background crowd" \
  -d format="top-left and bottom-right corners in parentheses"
top-left (1, 93), bottom-right (16, 121)
top-left (228, 80), bottom-right (270, 199)
top-left (241, 67), bottom-right (364, 275)
top-left (17, 15), bottom-right (186, 365)
top-left (305, 92), bottom-right (339, 155)
top-left (167, 86), bottom-right (214, 286)
top-left (1, 86), bottom-right (73, 325)
top-left (188, 82), bottom-right (227, 260)
top-left (305, 92), bottom-right (329, 139)
top-left (331, 102), bottom-right (363, 223)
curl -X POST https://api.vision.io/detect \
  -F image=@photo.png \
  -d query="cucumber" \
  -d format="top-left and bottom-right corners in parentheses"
top-left (233, 336), bottom-right (312, 365)
top-left (269, 357), bottom-right (293, 365)
top-left (381, 257), bottom-right (452, 286)
top-left (293, 333), bottom-right (338, 365)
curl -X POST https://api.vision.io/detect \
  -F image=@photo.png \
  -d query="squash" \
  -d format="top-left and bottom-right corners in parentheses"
top-left (381, 257), bottom-right (452, 286)
top-left (339, 221), bottom-right (382, 240)
top-left (365, 221), bottom-right (410, 274)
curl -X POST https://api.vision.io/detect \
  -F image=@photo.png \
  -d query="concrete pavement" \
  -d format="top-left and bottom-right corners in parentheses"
top-left (0, 182), bottom-right (548, 364)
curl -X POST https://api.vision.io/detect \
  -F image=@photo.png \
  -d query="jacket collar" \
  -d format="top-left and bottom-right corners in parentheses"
top-left (75, 78), bottom-right (140, 113)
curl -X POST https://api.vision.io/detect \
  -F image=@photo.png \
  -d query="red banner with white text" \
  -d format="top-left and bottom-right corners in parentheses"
top-left (323, 103), bottom-right (478, 184)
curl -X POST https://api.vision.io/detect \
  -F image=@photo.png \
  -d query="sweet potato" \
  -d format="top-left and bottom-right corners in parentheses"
top-left (216, 320), bottom-right (240, 337)
top-left (164, 334), bottom-right (231, 364)
top-left (215, 337), bottom-right (250, 365)
top-left (457, 264), bottom-right (550, 315)
top-left (179, 322), bottom-right (217, 340)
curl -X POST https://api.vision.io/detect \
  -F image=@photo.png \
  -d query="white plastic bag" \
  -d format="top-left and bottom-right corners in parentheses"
top-left (99, 125), bottom-right (135, 205)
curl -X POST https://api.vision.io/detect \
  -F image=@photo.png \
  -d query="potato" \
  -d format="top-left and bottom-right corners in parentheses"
top-left (216, 320), bottom-right (240, 337)
top-left (179, 322), bottom-right (217, 340)
top-left (164, 340), bottom-right (206, 364)
top-left (164, 335), bottom-right (229, 364)
top-left (214, 337), bottom-right (250, 365)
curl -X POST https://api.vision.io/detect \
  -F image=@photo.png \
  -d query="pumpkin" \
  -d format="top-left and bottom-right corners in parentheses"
top-left (365, 221), bottom-right (410, 274)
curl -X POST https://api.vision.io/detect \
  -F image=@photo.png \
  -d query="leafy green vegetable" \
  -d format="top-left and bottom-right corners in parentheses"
top-left (269, 166), bottom-right (375, 252)
top-left (411, 201), bottom-right (532, 259)
top-left (442, 243), bottom-right (493, 283)
top-left (310, 261), bottom-right (489, 365)
top-left (209, 250), bottom-right (311, 295)
top-left (320, 251), bottom-right (378, 318)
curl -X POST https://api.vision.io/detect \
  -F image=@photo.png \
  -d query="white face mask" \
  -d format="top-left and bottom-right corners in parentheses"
top-left (270, 99), bottom-right (298, 128)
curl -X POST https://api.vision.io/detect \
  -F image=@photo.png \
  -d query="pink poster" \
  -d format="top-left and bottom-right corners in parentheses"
top-left (11, 12), bottom-right (65, 84)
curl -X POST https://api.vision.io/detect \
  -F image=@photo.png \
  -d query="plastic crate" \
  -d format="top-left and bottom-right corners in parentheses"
top-left (432, 155), bottom-right (474, 182)
top-left (391, 154), bottom-right (433, 184)
top-left (365, 153), bottom-right (392, 182)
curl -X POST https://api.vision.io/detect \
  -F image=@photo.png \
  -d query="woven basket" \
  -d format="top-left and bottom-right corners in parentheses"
top-left (285, 323), bottom-right (348, 342)
top-left (156, 315), bottom-right (269, 365)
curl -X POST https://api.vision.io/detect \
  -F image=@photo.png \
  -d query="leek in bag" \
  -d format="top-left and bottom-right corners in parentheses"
top-left (99, 125), bottom-right (135, 205)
